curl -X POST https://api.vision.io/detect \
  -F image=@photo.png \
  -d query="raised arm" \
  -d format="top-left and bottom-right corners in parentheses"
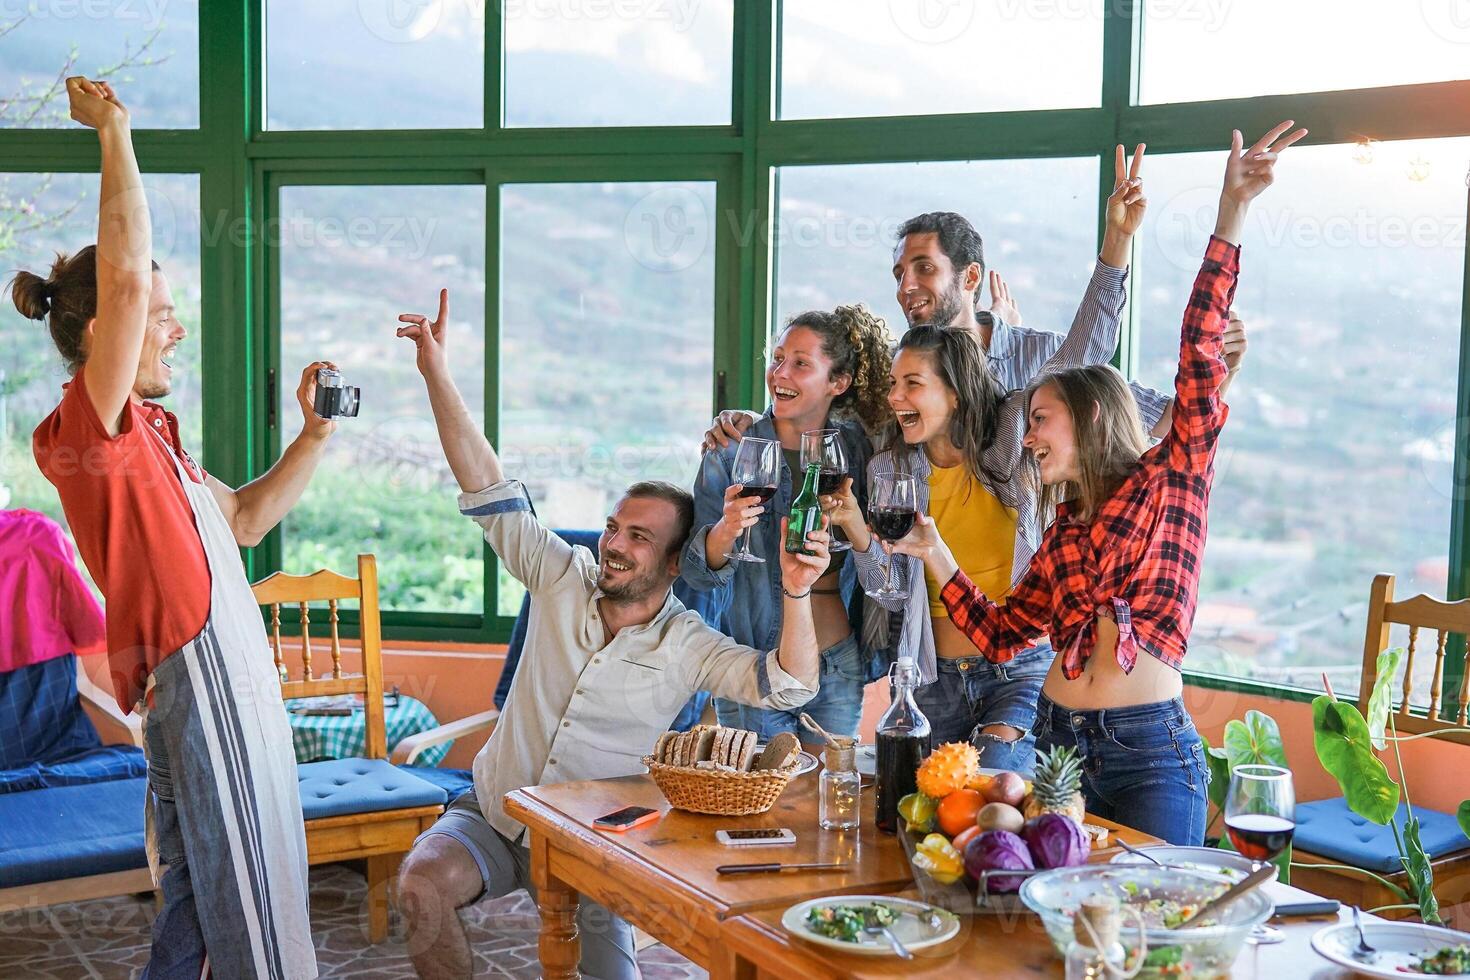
top-left (1168, 122), bottom-right (1305, 470)
top-left (71, 78), bottom-right (152, 435)
top-left (396, 288), bottom-right (503, 492)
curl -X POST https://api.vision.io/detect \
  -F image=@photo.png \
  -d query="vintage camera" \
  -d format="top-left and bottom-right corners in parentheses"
top-left (312, 367), bottom-right (360, 420)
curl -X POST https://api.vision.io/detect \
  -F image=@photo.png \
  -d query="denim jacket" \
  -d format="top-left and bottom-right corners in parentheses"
top-left (681, 410), bottom-right (882, 679)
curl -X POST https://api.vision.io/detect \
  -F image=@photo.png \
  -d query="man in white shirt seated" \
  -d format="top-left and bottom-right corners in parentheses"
top-left (392, 291), bottom-right (830, 980)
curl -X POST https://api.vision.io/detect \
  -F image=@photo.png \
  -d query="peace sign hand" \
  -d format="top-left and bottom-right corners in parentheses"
top-left (1222, 120), bottom-right (1308, 208)
top-left (1105, 143), bottom-right (1147, 238)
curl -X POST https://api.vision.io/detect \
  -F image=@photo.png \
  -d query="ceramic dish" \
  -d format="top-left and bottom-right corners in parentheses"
top-left (781, 895), bottom-right (961, 955)
top-left (1311, 921), bottom-right (1470, 978)
top-left (1109, 845), bottom-right (1256, 882)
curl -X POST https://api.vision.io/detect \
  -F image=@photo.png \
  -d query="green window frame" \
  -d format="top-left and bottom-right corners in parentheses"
top-left (2, 1), bottom-right (1466, 710)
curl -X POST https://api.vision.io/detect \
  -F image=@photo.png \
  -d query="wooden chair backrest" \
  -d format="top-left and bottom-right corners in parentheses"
top-left (1357, 573), bottom-right (1470, 747)
top-left (251, 553), bottom-right (386, 759)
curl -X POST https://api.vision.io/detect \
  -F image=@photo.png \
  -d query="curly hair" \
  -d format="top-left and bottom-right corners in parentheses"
top-left (782, 304), bottom-right (895, 437)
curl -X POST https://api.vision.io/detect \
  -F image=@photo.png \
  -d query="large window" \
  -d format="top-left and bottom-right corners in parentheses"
top-left (0, 173), bottom-right (201, 523)
top-left (776, 158), bottom-right (1100, 335)
top-left (497, 180), bottom-right (718, 614)
top-left (780, 0), bottom-right (1102, 118)
top-left (1135, 137), bottom-right (1469, 698)
top-left (0, 1), bottom-right (200, 129)
top-left (3, 0), bottom-right (1467, 687)
top-left (276, 183), bottom-right (486, 613)
top-left (1140, 0), bottom-right (1470, 104)
top-left (503, 1), bottom-right (734, 127)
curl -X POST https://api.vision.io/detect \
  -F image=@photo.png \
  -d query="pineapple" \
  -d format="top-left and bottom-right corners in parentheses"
top-left (915, 742), bottom-right (979, 799)
top-left (1022, 745), bottom-right (1086, 825)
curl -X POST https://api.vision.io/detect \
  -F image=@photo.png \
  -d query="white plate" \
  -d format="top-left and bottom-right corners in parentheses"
top-left (1311, 921), bottom-right (1470, 978)
top-left (1108, 845), bottom-right (1255, 882)
top-left (855, 744), bottom-right (876, 777)
top-left (782, 895), bottom-right (961, 955)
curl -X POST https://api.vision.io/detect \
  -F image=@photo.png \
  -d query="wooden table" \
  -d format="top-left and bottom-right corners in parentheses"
top-left (714, 879), bottom-right (1369, 979)
top-left (503, 772), bottom-right (1162, 979)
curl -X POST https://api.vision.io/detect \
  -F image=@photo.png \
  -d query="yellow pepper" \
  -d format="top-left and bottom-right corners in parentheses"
top-left (912, 833), bottom-right (964, 885)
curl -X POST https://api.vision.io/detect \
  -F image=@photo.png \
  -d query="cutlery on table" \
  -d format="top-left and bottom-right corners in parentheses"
top-left (1171, 863), bottom-right (1277, 929)
top-left (1117, 839), bottom-right (1164, 865)
top-left (863, 906), bottom-right (913, 960)
top-left (1350, 905), bottom-right (1379, 963)
top-left (715, 862), bottom-right (846, 875)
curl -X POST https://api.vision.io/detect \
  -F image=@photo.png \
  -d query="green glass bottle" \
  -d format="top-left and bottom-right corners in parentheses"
top-left (785, 462), bottom-right (823, 555)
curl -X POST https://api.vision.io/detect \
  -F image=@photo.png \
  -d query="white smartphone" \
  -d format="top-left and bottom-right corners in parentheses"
top-left (715, 828), bottom-right (797, 847)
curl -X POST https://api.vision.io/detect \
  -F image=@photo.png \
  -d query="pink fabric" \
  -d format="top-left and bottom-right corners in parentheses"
top-left (0, 509), bottom-right (106, 671)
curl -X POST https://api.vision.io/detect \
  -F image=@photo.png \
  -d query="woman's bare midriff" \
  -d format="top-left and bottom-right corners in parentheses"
top-left (1039, 612), bottom-right (1183, 709)
top-left (933, 615), bottom-right (991, 659)
top-left (810, 567), bottom-right (852, 651)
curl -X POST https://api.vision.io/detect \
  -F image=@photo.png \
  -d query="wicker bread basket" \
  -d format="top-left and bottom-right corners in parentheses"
top-left (642, 756), bottom-right (801, 816)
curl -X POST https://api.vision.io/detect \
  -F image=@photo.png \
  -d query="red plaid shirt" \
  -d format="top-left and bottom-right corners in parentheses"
top-left (940, 236), bottom-right (1239, 680)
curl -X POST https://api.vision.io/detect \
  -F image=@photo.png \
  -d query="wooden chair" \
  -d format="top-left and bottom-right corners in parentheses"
top-left (253, 553), bottom-right (447, 943)
top-left (1290, 573), bottom-right (1470, 917)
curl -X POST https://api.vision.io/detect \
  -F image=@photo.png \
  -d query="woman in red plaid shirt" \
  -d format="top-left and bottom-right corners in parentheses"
top-left (887, 121), bottom-right (1307, 845)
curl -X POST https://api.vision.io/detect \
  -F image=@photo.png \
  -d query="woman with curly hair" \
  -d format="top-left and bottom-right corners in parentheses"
top-left (681, 305), bottom-right (893, 739)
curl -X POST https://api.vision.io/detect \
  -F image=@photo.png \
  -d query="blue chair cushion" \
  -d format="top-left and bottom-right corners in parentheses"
top-left (0, 653), bottom-right (102, 770)
top-left (1294, 798), bottom-right (1470, 873)
top-left (394, 765), bottom-right (473, 801)
top-left (0, 778), bottom-right (148, 887)
top-left (298, 758), bottom-right (448, 821)
top-left (0, 744), bottom-right (147, 795)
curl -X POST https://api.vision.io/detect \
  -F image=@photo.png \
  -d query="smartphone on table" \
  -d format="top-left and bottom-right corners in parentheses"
top-left (592, 806), bottom-right (660, 833)
top-left (715, 828), bottom-right (797, 846)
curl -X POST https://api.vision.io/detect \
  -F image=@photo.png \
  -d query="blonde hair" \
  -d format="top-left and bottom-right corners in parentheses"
top-left (1025, 365), bottom-right (1149, 523)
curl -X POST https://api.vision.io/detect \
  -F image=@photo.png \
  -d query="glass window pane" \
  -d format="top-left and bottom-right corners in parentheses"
top-left (1141, 0), bottom-right (1470, 104)
top-left (1, 172), bottom-right (201, 529)
top-left (779, 1), bottom-right (1101, 119)
top-left (265, 0), bottom-right (482, 130)
top-left (278, 184), bottom-right (486, 614)
top-left (1136, 138), bottom-right (1467, 700)
top-left (776, 158), bottom-right (1100, 340)
top-left (498, 181), bottom-right (717, 614)
top-left (503, 1), bottom-right (732, 126)
top-left (0, 1), bottom-right (199, 129)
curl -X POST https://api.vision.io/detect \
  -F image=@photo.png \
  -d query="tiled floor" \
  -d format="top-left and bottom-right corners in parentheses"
top-left (0, 864), bottom-right (706, 979)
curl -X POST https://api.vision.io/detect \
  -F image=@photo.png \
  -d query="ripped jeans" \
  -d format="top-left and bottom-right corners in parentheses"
top-left (913, 642), bottom-right (1053, 774)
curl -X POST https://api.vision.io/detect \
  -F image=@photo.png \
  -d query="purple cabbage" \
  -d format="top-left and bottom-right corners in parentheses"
top-left (1022, 813), bottom-right (1089, 870)
top-left (963, 830), bottom-right (1034, 893)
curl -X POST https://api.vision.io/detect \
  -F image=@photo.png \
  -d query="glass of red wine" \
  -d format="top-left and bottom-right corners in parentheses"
top-left (800, 428), bottom-right (850, 552)
top-left (1225, 764), bottom-right (1294, 945)
top-left (725, 436), bottom-right (780, 564)
top-left (865, 472), bottom-right (917, 600)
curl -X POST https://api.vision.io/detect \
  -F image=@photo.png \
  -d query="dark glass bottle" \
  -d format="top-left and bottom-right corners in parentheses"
top-left (784, 462), bottom-right (823, 555)
top-left (875, 656), bottom-right (931, 834)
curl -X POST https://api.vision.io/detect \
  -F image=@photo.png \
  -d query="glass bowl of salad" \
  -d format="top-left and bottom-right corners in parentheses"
top-left (1019, 865), bottom-right (1272, 978)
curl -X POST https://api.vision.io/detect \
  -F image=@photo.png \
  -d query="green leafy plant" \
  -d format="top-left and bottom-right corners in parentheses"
top-left (1200, 709), bottom-right (1291, 882)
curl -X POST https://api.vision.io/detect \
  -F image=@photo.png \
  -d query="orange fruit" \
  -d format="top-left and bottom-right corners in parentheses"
top-left (951, 825), bottom-right (981, 854)
top-left (936, 789), bottom-right (985, 838)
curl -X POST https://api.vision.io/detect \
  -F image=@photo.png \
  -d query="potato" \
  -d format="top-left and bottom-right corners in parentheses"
top-left (983, 770), bottom-right (1026, 808)
top-left (976, 802), bottom-right (1025, 834)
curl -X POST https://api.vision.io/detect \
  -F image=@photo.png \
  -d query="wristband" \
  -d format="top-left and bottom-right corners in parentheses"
top-left (782, 586), bottom-right (811, 600)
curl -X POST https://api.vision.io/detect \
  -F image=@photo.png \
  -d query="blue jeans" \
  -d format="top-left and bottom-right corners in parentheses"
top-left (1032, 693), bottom-right (1208, 846)
top-left (714, 634), bottom-right (866, 739)
top-left (913, 643), bottom-right (1053, 774)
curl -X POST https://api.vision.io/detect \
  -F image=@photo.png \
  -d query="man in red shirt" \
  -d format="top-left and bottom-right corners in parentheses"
top-left (16, 78), bottom-right (331, 979)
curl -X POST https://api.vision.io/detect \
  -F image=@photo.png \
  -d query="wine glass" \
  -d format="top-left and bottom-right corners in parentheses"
top-left (800, 428), bottom-right (851, 552)
top-left (725, 436), bottom-right (780, 564)
top-left (865, 472), bottom-right (917, 600)
top-left (1225, 764), bottom-right (1295, 946)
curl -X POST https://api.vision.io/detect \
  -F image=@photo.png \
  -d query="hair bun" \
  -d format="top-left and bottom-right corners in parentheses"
top-left (9, 269), bottom-right (53, 321)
